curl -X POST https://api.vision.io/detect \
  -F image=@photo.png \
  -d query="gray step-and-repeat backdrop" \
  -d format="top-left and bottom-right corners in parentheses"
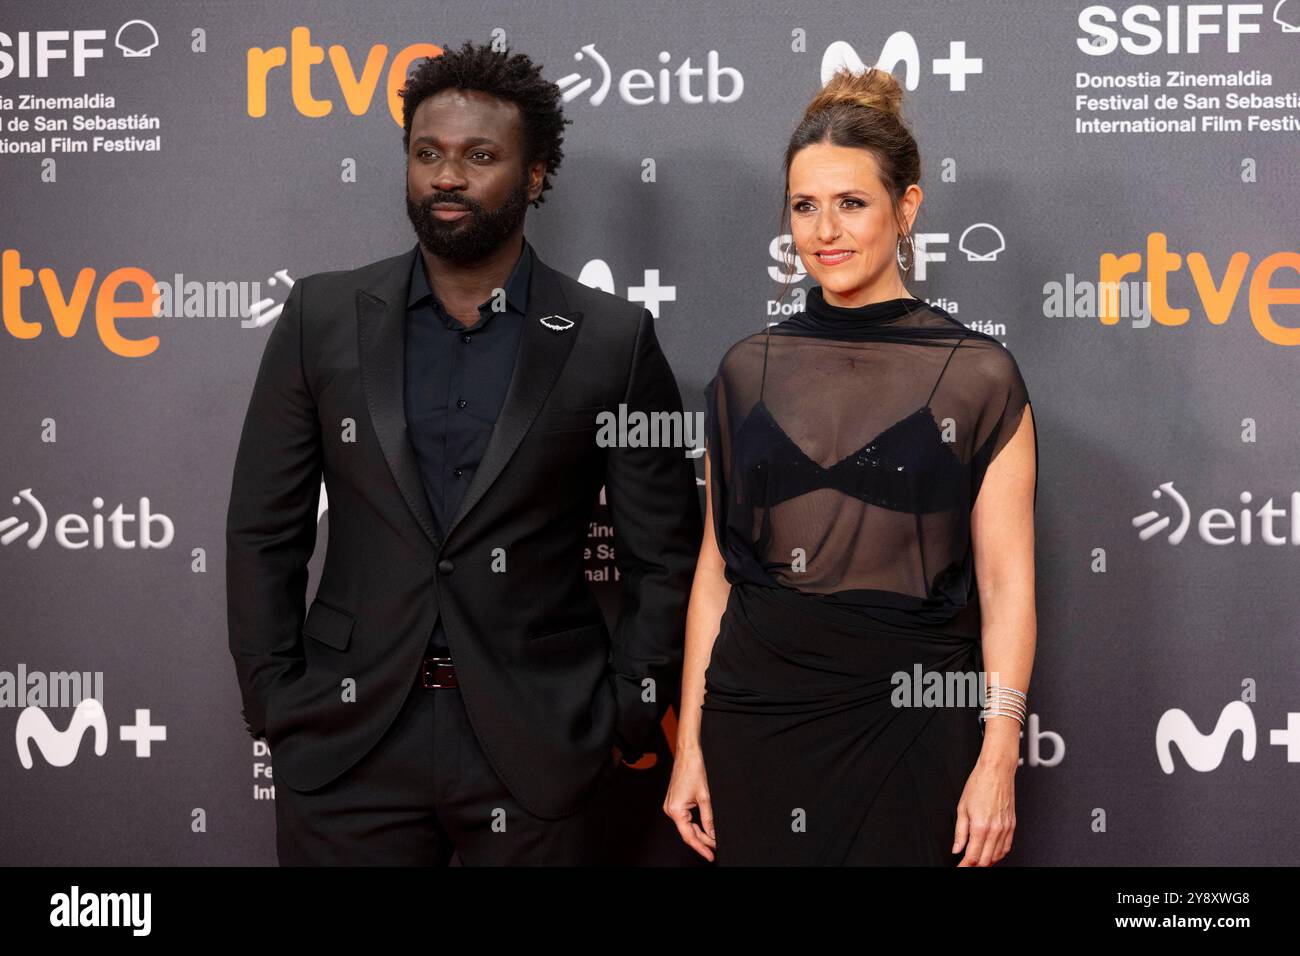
top-left (2, 1), bottom-right (1298, 865)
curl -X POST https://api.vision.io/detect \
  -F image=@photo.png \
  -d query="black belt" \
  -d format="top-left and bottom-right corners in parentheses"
top-left (421, 656), bottom-right (458, 689)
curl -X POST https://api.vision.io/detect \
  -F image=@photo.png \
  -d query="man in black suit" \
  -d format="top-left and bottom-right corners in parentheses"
top-left (225, 41), bottom-right (701, 865)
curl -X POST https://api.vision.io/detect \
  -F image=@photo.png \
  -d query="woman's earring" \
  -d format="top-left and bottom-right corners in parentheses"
top-left (896, 234), bottom-right (915, 274)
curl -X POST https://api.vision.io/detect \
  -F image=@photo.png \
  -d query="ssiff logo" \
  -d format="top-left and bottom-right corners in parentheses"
top-left (1077, 4), bottom-right (1267, 56)
top-left (0, 21), bottom-right (159, 79)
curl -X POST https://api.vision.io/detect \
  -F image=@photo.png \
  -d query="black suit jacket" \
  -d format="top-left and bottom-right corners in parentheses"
top-left (225, 243), bottom-right (701, 819)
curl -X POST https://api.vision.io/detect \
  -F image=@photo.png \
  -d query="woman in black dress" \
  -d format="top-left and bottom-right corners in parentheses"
top-left (665, 67), bottom-right (1038, 866)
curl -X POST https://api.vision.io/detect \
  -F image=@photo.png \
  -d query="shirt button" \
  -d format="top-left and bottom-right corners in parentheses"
top-left (437, 559), bottom-right (455, 575)
top-left (453, 467), bottom-right (463, 478)
top-left (462, 333), bottom-right (472, 343)
top-left (456, 398), bottom-right (468, 409)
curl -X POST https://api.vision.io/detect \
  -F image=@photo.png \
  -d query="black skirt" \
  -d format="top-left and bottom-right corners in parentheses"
top-left (700, 581), bottom-right (984, 865)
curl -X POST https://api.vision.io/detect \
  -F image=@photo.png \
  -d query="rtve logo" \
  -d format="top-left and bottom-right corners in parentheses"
top-left (246, 27), bottom-right (442, 125)
top-left (2, 249), bottom-right (161, 358)
top-left (1099, 233), bottom-right (1300, 345)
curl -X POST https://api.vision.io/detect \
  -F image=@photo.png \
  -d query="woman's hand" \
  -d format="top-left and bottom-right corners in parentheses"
top-left (664, 745), bottom-right (717, 861)
top-left (952, 757), bottom-right (1016, 866)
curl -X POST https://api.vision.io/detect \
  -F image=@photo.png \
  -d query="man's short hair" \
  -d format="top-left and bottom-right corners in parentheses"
top-left (400, 39), bottom-right (570, 207)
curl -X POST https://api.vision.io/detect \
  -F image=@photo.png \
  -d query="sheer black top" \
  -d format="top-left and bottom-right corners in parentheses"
top-left (704, 286), bottom-right (1035, 635)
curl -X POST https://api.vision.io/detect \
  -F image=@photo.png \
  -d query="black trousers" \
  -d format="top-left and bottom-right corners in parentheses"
top-left (274, 673), bottom-right (613, 865)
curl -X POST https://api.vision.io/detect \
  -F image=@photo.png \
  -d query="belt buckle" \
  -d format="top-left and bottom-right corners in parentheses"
top-left (421, 656), bottom-right (456, 689)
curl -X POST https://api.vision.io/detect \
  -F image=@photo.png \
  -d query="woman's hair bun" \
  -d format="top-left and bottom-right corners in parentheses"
top-left (804, 66), bottom-right (905, 123)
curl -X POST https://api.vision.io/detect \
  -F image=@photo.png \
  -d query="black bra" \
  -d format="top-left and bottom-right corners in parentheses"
top-left (734, 398), bottom-right (966, 514)
top-left (733, 320), bottom-right (969, 516)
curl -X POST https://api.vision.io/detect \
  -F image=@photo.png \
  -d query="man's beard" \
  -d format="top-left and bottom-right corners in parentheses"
top-left (405, 175), bottom-right (530, 264)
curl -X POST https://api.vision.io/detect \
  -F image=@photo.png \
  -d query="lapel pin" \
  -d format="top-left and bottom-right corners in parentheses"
top-left (539, 314), bottom-right (575, 332)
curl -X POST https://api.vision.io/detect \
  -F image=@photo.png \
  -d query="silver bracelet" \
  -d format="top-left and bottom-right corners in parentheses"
top-left (980, 684), bottom-right (1027, 725)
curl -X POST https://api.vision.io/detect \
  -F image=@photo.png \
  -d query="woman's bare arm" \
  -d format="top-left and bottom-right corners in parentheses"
top-left (956, 403), bottom-right (1037, 865)
top-left (676, 447), bottom-right (732, 755)
top-left (970, 402), bottom-right (1039, 765)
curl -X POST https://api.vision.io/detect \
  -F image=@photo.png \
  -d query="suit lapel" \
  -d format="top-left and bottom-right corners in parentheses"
top-left (355, 243), bottom-right (583, 553)
top-left (356, 246), bottom-right (443, 551)
top-left (445, 253), bottom-right (581, 539)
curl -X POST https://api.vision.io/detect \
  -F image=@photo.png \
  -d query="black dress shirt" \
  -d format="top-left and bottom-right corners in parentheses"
top-left (405, 238), bottom-right (533, 655)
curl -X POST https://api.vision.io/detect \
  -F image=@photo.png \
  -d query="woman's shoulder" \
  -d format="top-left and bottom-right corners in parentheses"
top-left (711, 327), bottom-right (773, 380)
top-left (955, 330), bottom-right (1028, 390)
